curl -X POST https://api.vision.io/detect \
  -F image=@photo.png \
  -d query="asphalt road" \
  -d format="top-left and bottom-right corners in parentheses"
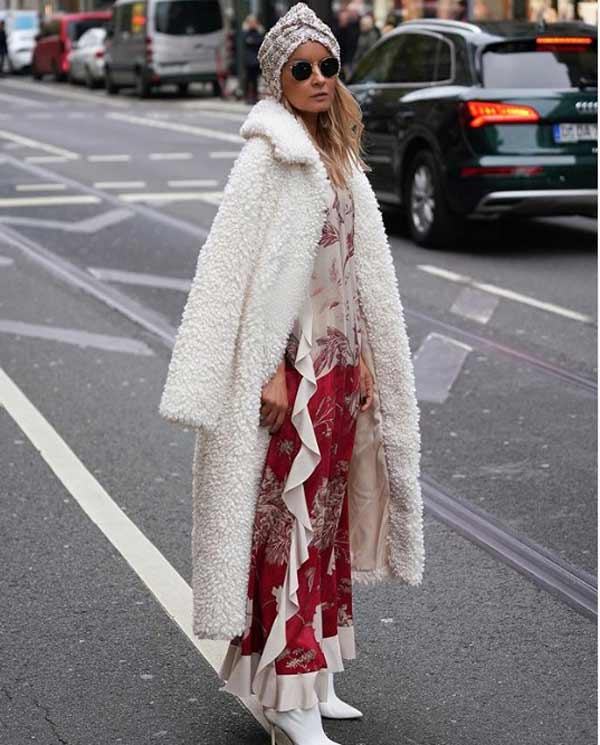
top-left (0, 77), bottom-right (596, 745)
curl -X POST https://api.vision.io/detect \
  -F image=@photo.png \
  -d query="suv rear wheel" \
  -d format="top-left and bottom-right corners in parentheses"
top-left (404, 150), bottom-right (462, 249)
top-left (135, 69), bottom-right (151, 98)
top-left (105, 68), bottom-right (119, 95)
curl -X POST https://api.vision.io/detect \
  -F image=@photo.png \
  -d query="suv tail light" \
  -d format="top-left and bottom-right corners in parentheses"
top-left (95, 49), bottom-right (104, 58)
top-left (463, 101), bottom-right (540, 128)
top-left (536, 36), bottom-right (593, 52)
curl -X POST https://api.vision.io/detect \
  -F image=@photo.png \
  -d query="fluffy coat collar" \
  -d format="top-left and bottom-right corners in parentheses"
top-left (240, 98), bottom-right (324, 166)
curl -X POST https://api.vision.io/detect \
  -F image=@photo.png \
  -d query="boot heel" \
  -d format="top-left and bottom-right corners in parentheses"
top-left (269, 724), bottom-right (294, 745)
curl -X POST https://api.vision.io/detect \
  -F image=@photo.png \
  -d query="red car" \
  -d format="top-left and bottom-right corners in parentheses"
top-left (32, 11), bottom-right (111, 81)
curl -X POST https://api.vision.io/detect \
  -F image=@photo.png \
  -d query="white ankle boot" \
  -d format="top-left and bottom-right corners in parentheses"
top-left (264, 702), bottom-right (341, 745)
top-left (318, 672), bottom-right (363, 719)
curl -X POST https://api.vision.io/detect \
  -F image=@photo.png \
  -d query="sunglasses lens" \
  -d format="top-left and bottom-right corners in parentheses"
top-left (291, 61), bottom-right (312, 81)
top-left (321, 57), bottom-right (339, 77)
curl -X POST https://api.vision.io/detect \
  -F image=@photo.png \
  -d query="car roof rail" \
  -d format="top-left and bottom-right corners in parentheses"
top-left (401, 19), bottom-right (483, 33)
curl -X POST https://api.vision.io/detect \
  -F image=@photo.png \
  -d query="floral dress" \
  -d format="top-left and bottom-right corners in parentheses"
top-left (218, 179), bottom-right (363, 711)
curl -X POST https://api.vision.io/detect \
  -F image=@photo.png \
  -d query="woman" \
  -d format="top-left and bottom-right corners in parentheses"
top-left (159, 4), bottom-right (424, 744)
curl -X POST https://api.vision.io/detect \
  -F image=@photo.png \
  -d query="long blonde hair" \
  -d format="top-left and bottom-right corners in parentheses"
top-left (282, 79), bottom-right (371, 189)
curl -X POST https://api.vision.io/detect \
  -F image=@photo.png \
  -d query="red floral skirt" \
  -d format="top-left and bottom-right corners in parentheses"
top-left (218, 356), bottom-right (362, 710)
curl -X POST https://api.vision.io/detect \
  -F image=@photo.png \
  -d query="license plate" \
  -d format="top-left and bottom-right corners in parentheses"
top-left (553, 123), bottom-right (598, 142)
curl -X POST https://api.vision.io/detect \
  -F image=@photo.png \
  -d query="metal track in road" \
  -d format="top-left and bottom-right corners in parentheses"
top-left (2, 225), bottom-right (596, 620)
top-left (423, 476), bottom-right (597, 620)
top-left (407, 308), bottom-right (597, 397)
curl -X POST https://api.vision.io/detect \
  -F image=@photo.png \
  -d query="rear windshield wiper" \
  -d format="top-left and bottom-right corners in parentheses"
top-left (578, 76), bottom-right (597, 89)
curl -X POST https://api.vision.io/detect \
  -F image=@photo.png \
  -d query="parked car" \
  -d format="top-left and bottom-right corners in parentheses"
top-left (4, 10), bottom-right (39, 73)
top-left (104, 0), bottom-right (227, 98)
top-left (348, 20), bottom-right (598, 247)
top-left (68, 26), bottom-right (106, 87)
top-left (32, 11), bottom-right (111, 81)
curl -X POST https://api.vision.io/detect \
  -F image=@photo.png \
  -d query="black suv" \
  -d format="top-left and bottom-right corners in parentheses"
top-left (348, 20), bottom-right (597, 247)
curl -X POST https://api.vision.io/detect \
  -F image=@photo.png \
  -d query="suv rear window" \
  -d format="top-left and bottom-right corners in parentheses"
top-left (68, 18), bottom-right (109, 41)
top-left (482, 39), bottom-right (597, 89)
top-left (154, 0), bottom-right (222, 35)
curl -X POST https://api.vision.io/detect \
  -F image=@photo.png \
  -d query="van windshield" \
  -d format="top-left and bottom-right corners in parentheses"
top-left (154, 0), bottom-right (222, 35)
top-left (11, 15), bottom-right (38, 31)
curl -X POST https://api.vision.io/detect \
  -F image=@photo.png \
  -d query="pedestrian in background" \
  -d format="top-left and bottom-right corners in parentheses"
top-left (243, 14), bottom-right (264, 105)
top-left (332, 7), bottom-right (360, 80)
top-left (353, 13), bottom-right (381, 67)
top-left (159, 3), bottom-right (424, 744)
top-left (0, 21), bottom-right (8, 76)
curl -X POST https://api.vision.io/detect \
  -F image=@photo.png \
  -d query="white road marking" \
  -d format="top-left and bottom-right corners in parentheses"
top-left (0, 368), bottom-right (267, 731)
top-left (418, 263), bottom-right (595, 325)
top-left (148, 152), bottom-right (193, 161)
top-left (167, 179), bottom-right (218, 188)
top-left (0, 256), bottom-right (14, 266)
top-left (25, 112), bottom-right (54, 119)
top-left (0, 129), bottom-right (79, 160)
top-left (25, 155), bottom-right (72, 164)
top-left (181, 99), bottom-right (250, 113)
top-left (0, 319), bottom-right (154, 355)
top-left (93, 181), bottom-right (147, 190)
top-left (0, 77), bottom-right (130, 107)
top-left (0, 91), bottom-right (45, 107)
top-left (183, 108), bottom-right (247, 123)
top-left (16, 183), bottom-right (67, 192)
top-left (88, 267), bottom-right (192, 292)
top-left (87, 154), bottom-right (131, 163)
top-left (107, 111), bottom-right (244, 144)
top-left (0, 195), bottom-right (100, 208)
top-left (0, 207), bottom-right (133, 233)
top-left (209, 151), bottom-right (240, 159)
top-left (118, 191), bottom-right (223, 205)
top-left (413, 332), bottom-right (472, 404)
top-left (451, 286), bottom-right (499, 325)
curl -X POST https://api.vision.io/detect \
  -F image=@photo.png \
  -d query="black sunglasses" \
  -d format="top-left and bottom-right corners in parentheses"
top-left (289, 56), bottom-right (340, 82)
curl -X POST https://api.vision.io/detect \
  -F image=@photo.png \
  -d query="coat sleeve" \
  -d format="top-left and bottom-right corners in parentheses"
top-left (158, 135), bottom-right (273, 431)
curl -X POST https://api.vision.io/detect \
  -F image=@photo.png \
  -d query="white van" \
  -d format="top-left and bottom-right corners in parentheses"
top-left (104, 0), bottom-right (227, 97)
top-left (4, 10), bottom-right (39, 73)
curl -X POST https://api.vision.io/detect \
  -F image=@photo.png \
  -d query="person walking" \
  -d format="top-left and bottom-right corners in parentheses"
top-left (353, 14), bottom-right (381, 67)
top-left (243, 14), bottom-right (264, 105)
top-left (0, 21), bottom-right (8, 77)
top-left (159, 3), bottom-right (424, 743)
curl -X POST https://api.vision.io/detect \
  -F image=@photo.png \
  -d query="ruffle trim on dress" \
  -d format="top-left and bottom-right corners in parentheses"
top-left (218, 624), bottom-right (356, 710)
top-left (218, 295), bottom-right (327, 709)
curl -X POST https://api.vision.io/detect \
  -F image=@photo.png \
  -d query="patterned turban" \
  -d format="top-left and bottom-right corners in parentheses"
top-left (257, 2), bottom-right (341, 102)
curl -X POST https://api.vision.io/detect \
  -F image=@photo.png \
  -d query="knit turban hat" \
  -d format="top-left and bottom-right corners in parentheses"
top-left (257, 2), bottom-right (341, 102)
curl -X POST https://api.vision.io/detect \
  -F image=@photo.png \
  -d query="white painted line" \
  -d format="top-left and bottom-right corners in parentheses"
top-left (118, 191), bottom-right (223, 205)
top-left (0, 129), bottom-right (79, 160)
top-left (25, 156), bottom-right (71, 164)
top-left (148, 152), bottom-right (193, 161)
top-left (418, 263), bottom-right (595, 325)
top-left (0, 319), bottom-right (154, 355)
top-left (183, 108), bottom-right (247, 123)
top-left (209, 150), bottom-right (240, 159)
top-left (0, 91), bottom-right (45, 107)
top-left (88, 266), bottom-right (191, 292)
top-left (0, 207), bottom-right (133, 234)
top-left (93, 181), bottom-right (147, 190)
top-left (413, 332), bottom-right (472, 404)
top-left (25, 112), bottom-right (54, 119)
top-left (451, 286), bottom-right (499, 325)
top-left (0, 195), bottom-right (100, 208)
top-left (181, 99), bottom-right (251, 113)
top-left (107, 111), bottom-right (244, 144)
top-left (0, 368), bottom-right (268, 732)
top-left (167, 179), bottom-right (218, 188)
top-left (15, 183), bottom-right (67, 192)
top-left (0, 256), bottom-right (15, 267)
top-left (0, 77), bottom-right (131, 108)
top-left (87, 154), bottom-right (131, 163)
top-left (67, 112), bottom-right (90, 118)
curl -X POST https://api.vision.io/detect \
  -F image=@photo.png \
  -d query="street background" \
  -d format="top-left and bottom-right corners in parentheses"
top-left (0, 78), bottom-right (596, 744)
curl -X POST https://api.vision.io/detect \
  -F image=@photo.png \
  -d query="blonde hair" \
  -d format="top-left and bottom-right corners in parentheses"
top-left (282, 79), bottom-right (371, 189)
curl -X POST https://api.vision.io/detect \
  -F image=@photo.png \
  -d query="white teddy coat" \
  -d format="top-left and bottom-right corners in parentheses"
top-left (159, 98), bottom-right (425, 641)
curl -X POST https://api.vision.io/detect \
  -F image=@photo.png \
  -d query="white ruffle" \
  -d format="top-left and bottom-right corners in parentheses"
top-left (219, 294), bottom-right (356, 710)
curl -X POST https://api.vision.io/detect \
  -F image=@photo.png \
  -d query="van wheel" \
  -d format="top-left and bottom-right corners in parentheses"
top-left (177, 82), bottom-right (189, 96)
top-left (85, 67), bottom-right (99, 89)
top-left (52, 60), bottom-right (65, 82)
top-left (32, 61), bottom-right (42, 80)
top-left (211, 79), bottom-right (222, 98)
top-left (404, 149), bottom-right (462, 249)
top-left (135, 70), bottom-right (151, 98)
top-left (105, 68), bottom-right (119, 95)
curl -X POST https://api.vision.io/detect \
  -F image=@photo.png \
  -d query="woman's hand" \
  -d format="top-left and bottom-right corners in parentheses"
top-left (359, 354), bottom-right (374, 412)
top-left (260, 361), bottom-right (288, 434)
